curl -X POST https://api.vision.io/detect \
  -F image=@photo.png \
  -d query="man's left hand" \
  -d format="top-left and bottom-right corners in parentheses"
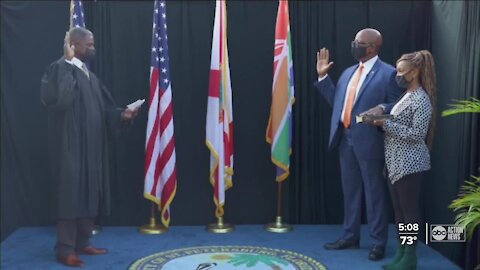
top-left (121, 108), bottom-right (139, 121)
top-left (359, 105), bottom-right (384, 117)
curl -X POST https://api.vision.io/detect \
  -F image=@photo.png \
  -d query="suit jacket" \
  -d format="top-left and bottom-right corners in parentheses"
top-left (314, 58), bottom-right (403, 159)
top-left (383, 88), bottom-right (432, 183)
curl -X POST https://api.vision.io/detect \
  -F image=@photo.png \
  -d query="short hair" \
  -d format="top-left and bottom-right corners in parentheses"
top-left (69, 27), bottom-right (92, 43)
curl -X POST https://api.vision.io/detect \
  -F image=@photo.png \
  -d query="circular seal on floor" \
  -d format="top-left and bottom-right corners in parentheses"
top-left (129, 245), bottom-right (327, 270)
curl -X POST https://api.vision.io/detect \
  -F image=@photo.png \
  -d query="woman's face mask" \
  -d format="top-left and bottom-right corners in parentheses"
top-left (395, 61), bottom-right (415, 89)
top-left (395, 71), bottom-right (412, 88)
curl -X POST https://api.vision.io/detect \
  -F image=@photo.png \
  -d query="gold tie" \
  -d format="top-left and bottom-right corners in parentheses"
top-left (343, 64), bottom-right (364, 128)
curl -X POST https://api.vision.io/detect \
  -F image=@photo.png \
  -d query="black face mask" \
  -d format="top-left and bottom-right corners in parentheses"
top-left (82, 48), bottom-right (96, 63)
top-left (395, 75), bottom-right (409, 88)
top-left (351, 45), bottom-right (368, 61)
top-left (395, 70), bottom-right (412, 88)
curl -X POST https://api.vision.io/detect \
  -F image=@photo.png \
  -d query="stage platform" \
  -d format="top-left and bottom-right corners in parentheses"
top-left (1, 224), bottom-right (460, 269)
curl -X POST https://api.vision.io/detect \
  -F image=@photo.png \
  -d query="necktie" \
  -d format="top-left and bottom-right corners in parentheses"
top-left (343, 64), bottom-right (364, 128)
top-left (81, 64), bottom-right (90, 79)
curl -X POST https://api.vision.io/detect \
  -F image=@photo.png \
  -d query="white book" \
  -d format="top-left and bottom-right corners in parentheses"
top-left (127, 99), bottom-right (145, 111)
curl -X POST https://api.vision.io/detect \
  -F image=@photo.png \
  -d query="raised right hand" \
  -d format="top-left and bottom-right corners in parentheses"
top-left (64, 31), bottom-right (75, 60)
top-left (316, 48), bottom-right (334, 77)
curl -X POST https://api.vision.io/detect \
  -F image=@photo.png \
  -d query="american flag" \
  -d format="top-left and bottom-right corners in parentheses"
top-left (144, 0), bottom-right (177, 228)
top-left (70, 0), bottom-right (85, 28)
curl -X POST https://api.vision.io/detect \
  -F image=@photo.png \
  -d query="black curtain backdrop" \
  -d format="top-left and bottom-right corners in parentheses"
top-left (1, 0), bottom-right (477, 267)
top-left (431, 1), bottom-right (480, 269)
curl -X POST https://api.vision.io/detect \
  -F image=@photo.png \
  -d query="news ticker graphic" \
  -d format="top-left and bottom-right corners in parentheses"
top-left (397, 223), bottom-right (466, 245)
top-left (427, 224), bottom-right (466, 244)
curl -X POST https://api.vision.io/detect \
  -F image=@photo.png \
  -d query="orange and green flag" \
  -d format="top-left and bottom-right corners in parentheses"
top-left (266, 0), bottom-right (295, 182)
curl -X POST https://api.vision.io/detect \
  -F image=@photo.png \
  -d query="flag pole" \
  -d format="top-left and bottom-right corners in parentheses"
top-left (139, 202), bottom-right (167, 234)
top-left (265, 0), bottom-right (293, 233)
top-left (205, 0), bottom-right (234, 234)
top-left (207, 214), bottom-right (235, 233)
top-left (71, 0), bottom-right (100, 236)
top-left (265, 181), bottom-right (292, 233)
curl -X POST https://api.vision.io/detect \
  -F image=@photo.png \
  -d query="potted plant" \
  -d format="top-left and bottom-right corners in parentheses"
top-left (448, 175), bottom-right (480, 240)
top-left (442, 97), bottom-right (480, 270)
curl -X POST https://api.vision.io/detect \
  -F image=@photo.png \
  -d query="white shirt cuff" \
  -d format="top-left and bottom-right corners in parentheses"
top-left (317, 74), bottom-right (328, 82)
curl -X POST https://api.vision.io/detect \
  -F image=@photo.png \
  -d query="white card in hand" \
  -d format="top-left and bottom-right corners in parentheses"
top-left (127, 99), bottom-right (145, 110)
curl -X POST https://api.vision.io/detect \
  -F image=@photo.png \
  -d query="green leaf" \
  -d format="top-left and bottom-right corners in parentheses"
top-left (449, 176), bottom-right (480, 240)
top-left (442, 98), bottom-right (480, 116)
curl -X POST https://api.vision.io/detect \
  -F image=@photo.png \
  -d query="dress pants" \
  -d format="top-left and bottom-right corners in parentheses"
top-left (55, 217), bottom-right (94, 258)
top-left (338, 128), bottom-right (388, 247)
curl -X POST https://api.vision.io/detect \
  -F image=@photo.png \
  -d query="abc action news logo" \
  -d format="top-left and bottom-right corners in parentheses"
top-left (429, 224), bottom-right (466, 242)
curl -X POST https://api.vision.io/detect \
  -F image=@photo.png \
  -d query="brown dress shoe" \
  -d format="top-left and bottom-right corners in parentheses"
top-left (78, 246), bottom-right (108, 255)
top-left (57, 253), bottom-right (84, 267)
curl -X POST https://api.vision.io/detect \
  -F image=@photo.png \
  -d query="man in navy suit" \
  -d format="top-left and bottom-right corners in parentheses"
top-left (314, 28), bottom-right (402, 260)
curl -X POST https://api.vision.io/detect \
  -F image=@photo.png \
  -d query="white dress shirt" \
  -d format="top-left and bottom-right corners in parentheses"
top-left (65, 57), bottom-right (89, 78)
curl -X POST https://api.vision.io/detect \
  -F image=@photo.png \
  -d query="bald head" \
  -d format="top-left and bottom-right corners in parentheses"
top-left (351, 28), bottom-right (382, 62)
top-left (356, 28), bottom-right (383, 50)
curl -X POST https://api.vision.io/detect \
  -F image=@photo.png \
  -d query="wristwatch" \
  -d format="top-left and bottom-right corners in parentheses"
top-left (378, 104), bottom-right (386, 112)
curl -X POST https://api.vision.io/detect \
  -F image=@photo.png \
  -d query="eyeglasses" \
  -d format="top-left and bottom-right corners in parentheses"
top-left (351, 41), bottom-right (374, 48)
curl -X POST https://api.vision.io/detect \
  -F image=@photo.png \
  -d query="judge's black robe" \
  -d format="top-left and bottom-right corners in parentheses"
top-left (41, 58), bottom-right (124, 219)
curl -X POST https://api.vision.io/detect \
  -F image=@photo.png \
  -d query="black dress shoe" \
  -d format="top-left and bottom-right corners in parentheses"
top-left (368, 245), bottom-right (385, 261)
top-left (324, 239), bottom-right (360, 250)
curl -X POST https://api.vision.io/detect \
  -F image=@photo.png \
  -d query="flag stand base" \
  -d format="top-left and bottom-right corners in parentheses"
top-left (207, 217), bottom-right (234, 233)
top-left (92, 225), bottom-right (102, 235)
top-left (139, 217), bottom-right (168, 234)
top-left (265, 216), bottom-right (292, 233)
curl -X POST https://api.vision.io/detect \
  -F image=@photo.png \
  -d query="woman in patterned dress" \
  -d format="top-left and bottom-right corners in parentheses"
top-left (368, 50), bottom-right (436, 270)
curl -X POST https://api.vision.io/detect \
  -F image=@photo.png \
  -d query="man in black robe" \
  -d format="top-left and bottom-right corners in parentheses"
top-left (40, 27), bottom-right (139, 267)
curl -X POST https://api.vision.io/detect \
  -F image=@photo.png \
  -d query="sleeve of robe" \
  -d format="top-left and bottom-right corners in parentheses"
top-left (40, 58), bottom-right (133, 139)
top-left (98, 80), bottom-right (132, 140)
top-left (40, 59), bottom-right (77, 110)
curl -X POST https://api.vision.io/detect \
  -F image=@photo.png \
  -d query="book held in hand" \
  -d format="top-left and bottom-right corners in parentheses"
top-left (356, 114), bottom-right (393, 124)
top-left (127, 99), bottom-right (145, 111)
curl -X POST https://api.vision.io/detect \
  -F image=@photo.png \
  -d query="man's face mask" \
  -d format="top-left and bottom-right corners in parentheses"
top-left (351, 41), bottom-right (370, 61)
top-left (74, 37), bottom-right (96, 63)
top-left (83, 48), bottom-right (96, 63)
